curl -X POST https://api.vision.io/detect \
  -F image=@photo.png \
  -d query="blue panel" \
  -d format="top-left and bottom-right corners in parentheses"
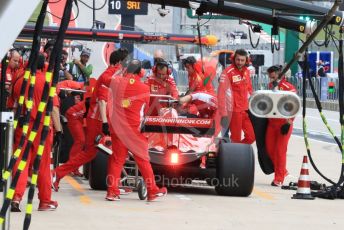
top-left (308, 52), bottom-right (317, 78)
top-left (319, 51), bottom-right (332, 73)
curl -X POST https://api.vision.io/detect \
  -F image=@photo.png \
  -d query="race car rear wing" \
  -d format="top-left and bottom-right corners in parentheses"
top-left (141, 116), bottom-right (215, 136)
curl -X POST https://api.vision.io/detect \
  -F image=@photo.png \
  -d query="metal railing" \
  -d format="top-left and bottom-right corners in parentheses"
top-left (173, 70), bottom-right (340, 110)
top-left (251, 75), bottom-right (340, 102)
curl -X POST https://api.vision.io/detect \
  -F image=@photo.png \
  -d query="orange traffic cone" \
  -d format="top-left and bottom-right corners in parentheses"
top-left (292, 156), bottom-right (315, 200)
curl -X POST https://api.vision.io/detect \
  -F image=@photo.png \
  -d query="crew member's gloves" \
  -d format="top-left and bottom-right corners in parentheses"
top-left (54, 131), bottom-right (63, 147)
top-left (102, 122), bottom-right (110, 136)
top-left (280, 123), bottom-right (291, 135)
top-left (221, 116), bottom-right (229, 128)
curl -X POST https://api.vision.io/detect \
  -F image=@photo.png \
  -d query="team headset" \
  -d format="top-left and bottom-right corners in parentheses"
top-left (230, 50), bottom-right (251, 66)
top-left (7, 48), bottom-right (23, 65)
top-left (153, 60), bottom-right (172, 76)
top-left (249, 64), bottom-right (301, 119)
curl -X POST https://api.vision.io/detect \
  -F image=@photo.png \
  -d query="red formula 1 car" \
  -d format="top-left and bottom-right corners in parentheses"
top-left (87, 94), bottom-right (255, 197)
top-left (140, 95), bottom-right (255, 196)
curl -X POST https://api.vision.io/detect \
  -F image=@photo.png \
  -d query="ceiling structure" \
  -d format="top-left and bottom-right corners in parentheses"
top-left (134, 0), bottom-right (344, 33)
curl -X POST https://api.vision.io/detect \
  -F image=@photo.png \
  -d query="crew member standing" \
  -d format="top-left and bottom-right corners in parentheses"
top-left (144, 60), bottom-right (179, 115)
top-left (181, 56), bottom-right (217, 118)
top-left (265, 65), bottom-right (296, 186)
top-left (11, 54), bottom-right (59, 211)
top-left (217, 49), bottom-right (255, 144)
top-left (153, 49), bottom-right (178, 83)
top-left (145, 60), bottom-right (178, 98)
top-left (5, 50), bottom-right (21, 93)
top-left (57, 80), bottom-right (85, 176)
top-left (106, 60), bottom-right (167, 201)
top-left (183, 56), bottom-right (215, 94)
top-left (52, 49), bottom-right (128, 190)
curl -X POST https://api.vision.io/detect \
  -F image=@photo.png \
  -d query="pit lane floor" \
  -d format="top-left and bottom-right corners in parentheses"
top-left (7, 109), bottom-right (344, 229)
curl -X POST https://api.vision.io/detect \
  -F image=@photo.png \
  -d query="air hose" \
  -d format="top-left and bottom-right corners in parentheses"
top-left (0, 0), bottom-right (49, 225)
top-left (23, 1), bottom-right (74, 229)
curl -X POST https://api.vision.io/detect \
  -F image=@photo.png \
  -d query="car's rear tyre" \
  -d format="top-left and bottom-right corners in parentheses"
top-left (89, 152), bottom-right (108, 190)
top-left (83, 163), bottom-right (90, 179)
top-left (215, 143), bottom-right (255, 196)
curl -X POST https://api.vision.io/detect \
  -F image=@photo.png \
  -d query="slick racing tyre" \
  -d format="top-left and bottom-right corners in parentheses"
top-left (215, 143), bottom-right (255, 196)
top-left (83, 163), bottom-right (90, 179)
top-left (89, 152), bottom-right (108, 190)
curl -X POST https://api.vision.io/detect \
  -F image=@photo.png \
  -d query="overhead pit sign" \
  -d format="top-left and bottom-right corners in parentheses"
top-left (109, 0), bottom-right (148, 15)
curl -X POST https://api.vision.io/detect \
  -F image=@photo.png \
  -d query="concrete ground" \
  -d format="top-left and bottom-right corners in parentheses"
top-left (6, 109), bottom-right (344, 229)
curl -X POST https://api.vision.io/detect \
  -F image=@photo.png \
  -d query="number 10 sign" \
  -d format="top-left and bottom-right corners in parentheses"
top-left (109, 0), bottom-right (148, 15)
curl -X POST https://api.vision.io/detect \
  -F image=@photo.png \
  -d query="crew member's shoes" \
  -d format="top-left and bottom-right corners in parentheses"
top-left (105, 192), bottom-right (120, 201)
top-left (271, 181), bottom-right (283, 187)
top-left (10, 201), bottom-right (21, 212)
top-left (10, 195), bottom-right (21, 212)
top-left (38, 200), bottom-right (58, 211)
top-left (51, 171), bottom-right (60, 192)
top-left (283, 174), bottom-right (297, 186)
top-left (147, 187), bottom-right (167, 201)
top-left (119, 187), bottom-right (133, 195)
top-left (71, 170), bottom-right (83, 177)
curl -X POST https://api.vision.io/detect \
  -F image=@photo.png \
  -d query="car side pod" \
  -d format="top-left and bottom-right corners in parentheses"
top-left (215, 143), bottom-right (255, 197)
top-left (249, 90), bottom-right (301, 119)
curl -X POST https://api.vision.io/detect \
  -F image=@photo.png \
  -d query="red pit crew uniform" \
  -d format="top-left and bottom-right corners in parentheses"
top-left (57, 80), bottom-right (85, 165)
top-left (145, 75), bottom-right (179, 98)
top-left (5, 67), bottom-right (15, 90)
top-left (107, 73), bottom-right (161, 197)
top-left (4, 61), bottom-right (23, 87)
top-left (0, 66), bottom-right (23, 108)
top-left (12, 70), bottom-right (58, 204)
top-left (218, 64), bottom-right (255, 144)
top-left (185, 60), bottom-right (217, 117)
top-left (266, 79), bottom-right (296, 184)
top-left (54, 65), bottom-right (122, 181)
top-left (144, 75), bottom-right (179, 115)
top-left (65, 98), bottom-right (86, 161)
top-left (188, 67), bottom-right (215, 94)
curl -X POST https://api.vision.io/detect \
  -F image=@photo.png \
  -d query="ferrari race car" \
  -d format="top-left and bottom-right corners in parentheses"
top-left (88, 94), bottom-right (255, 197)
